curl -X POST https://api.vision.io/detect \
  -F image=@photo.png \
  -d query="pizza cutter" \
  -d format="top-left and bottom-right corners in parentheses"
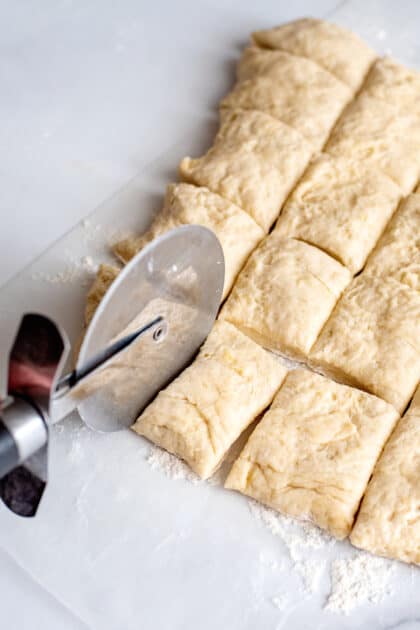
top-left (0, 225), bottom-right (225, 517)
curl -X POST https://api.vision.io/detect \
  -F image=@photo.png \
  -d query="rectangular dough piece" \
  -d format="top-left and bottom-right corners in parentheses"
top-left (179, 109), bottom-right (314, 232)
top-left (220, 234), bottom-right (351, 361)
top-left (363, 57), bottom-right (420, 113)
top-left (365, 193), bottom-right (420, 291)
top-left (84, 264), bottom-right (120, 326)
top-left (251, 18), bottom-right (376, 90)
top-left (325, 93), bottom-right (420, 194)
top-left (350, 386), bottom-right (420, 564)
top-left (225, 369), bottom-right (399, 539)
top-left (132, 320), bottom-right (287, 479)
top-left (274, 154), bottom-right (402, 273)
top-left (222, 53), bottom-right (351, 150)
top-left (113, 183), bottom-right (264, 299)
top-left (310, 274), bottom-right (420, 413)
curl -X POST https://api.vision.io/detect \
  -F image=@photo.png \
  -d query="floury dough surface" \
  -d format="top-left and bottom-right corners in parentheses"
top-left (364, 193), bottom-right (420, 291)
top-left (222, 50), bottom-right (352, 150)
top-left (132, 320), bottom-right (287, 479)
top-left (84, 263), bottom-right (120, 326)
top-left (363, 56), bottom-right (420, 113)
top-left (113, 183), bottom-right (264, 299)
top-left (225, 369), bottom-right (399, 539)
top-left (275, 154), bottom-right (402, 273)
top-left (220, 235), bottom-right (351, 361)
top-left (179, 109), bottom-right (314, 232)
top-left (251, 17), bottom-right (376, 90)
top-left (351, 386), bottom-right (420, 565)
top-left (310, 275), bottom-right (420, 414)
top-left (325, 93), bottom-right (420, 194)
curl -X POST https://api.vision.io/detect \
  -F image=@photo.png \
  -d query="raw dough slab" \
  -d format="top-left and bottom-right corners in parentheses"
top-left (225, 369), bottom-right (398, 539)
top-left (251, 18), bottom-right (376, 90)
top-left (274, 154), bottom-right (402, 273)
top-left (220, 235), bottom-right (351, 361)
top-left (363, 57), bottom-right (420, 113)
top-left (365, 193), bottom-right (420, 291)
top-left (179, 109), bottom-right (314, 232)
top-left (350, 386), bottom-right (420, 565)
top-left (325, 93), bottom-right (420, 194)
top-left (113, 183), bottom-right (264, 299)
top-left (310, 275), bottom-right (420, 413)
top-left (132, 320), bottom-right (287, 479)
top-left (237, 46), bottom-right (339, 84)
top-left (85, 263), bottom-right (120, 326)
top-left (222, 56), bottom-right (351, 150)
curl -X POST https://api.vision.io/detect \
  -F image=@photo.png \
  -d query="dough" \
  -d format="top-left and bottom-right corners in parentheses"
top-left (310, 275), bottom-right (420, 413)
top-left (179, 109), bottom-right (314, 232)
top-left (113, 183), bottom-right (264, 299)
top-left (365, 193), bottom-right (420, 291)
top-left (325, 93), bottom-right (420, 194)
top-left (363, 57), bottom-right (420, 113)
top-left (237, 46), bottom-right (337, 83)
top-left (350, 386), bottom-right (420, 564)
top-left (220, 235), bottom-right (351, 361)
top-left (85, 264), bottom-right (120, 326)
top-left (251, 18), bottom-right (376, 90)
top-left (132, 320), bottom-right (287, 479)
top-left (275, 154), bottom-right (402, 273)
top-left (225, 369), bottom-right (398, 539)
top-left (222, 55), bottom-right (351, 150)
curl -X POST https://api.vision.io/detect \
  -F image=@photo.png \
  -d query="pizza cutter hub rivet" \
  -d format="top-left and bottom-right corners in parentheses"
top-left (153, 322), bottom-right (168, 343)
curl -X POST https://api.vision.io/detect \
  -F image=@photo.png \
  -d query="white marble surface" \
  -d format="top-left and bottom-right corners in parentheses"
top-left (1, 1), bottom-right (420, 629)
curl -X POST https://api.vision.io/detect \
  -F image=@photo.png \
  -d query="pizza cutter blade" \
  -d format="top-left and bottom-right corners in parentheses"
top-left (69, 224), bottom-right (225, 432)
top-left (0, 225), bottom-right (224, 515)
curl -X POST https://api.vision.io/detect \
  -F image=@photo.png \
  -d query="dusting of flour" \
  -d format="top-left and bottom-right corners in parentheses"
top-left (146, 445), bottom-right (200, 484)
top-left (145, 445), bottom-right (396, 615)
top-left (247, 499), bottom-right (334, 559)
top-left (324, 552), bottom-right (396, 614)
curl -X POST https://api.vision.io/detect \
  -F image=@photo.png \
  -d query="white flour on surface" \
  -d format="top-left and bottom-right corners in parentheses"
top-left (325, 552), bottom-right (396, 614)
top-left (144, 445), bottom-right (399, 616)
top-left (31, 254), bottom-right (98, 285)
top-left (295, 559), bottom-right (326, 594)
top-left (248, 499), bottom-right (334, 558)
top-left (146, 445), bottom-right (201, 485)
top-left (81, 217), bottom-right (130, 248)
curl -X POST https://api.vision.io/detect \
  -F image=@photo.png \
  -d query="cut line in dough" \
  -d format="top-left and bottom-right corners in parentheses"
top-left (222, 53), bottom-right (351, 150)
top-left (364, 193), bottom-right (420, 292)
top-left (325, 93), bottom-right (420, 195)
top-left (113, 183), bottom-right (264, 299)
top-left (350, 385), bottom-right (420, 565)
top-left (275, 154), bottom-right (402, 273)
top-left (132, 320), bottom-right (287, 479)
top-left (310, 274), bottom-right (420, 413)
top-left (179, 109), bottom-right (314, 232)
top-left (220, 234), bottom-right (351, 361)
top-left (252, 17), bottom-right (376, 90)
top-left (225, 369), bottom-right (399, 539)
top-left (363, 56), bottom-right (420, 113)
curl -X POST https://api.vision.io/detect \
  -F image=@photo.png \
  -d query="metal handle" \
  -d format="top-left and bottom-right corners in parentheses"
top-left (0, 396), bottom-right (48, 478)
top-left (0, 420), bottom-right (19, 478)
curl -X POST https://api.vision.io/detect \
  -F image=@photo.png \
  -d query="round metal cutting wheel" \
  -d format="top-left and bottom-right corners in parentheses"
top-left (75, 225), bottom-right (225, 432)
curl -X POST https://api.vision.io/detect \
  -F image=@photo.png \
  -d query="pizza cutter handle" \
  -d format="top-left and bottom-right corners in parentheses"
top-left (0, 420), bottom-right (19, 478)
top-left (0, 395), bottom-right (48, 479)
